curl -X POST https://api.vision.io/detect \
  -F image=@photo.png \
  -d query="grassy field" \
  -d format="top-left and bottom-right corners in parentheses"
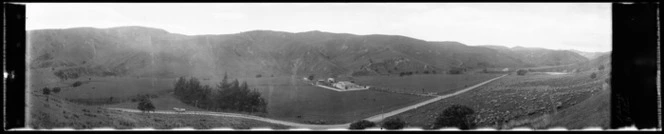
top-left (28, 92), bottom-right (289, 129)
top-left (390, 69), bottom-right (610, 129)
top-left (202, 76), bottom-right (432, 124)
top-left (29, 71), bottom-right (509, 127)
top-left (353, 73), bottom-right (504, 95)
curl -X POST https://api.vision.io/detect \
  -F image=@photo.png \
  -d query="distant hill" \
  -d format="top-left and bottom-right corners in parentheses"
top-left (567, 49), bottom-right (609, 60)
top-left (29, 26), bottom-right (594, 79)
top-left (479, 45), bottom-right (590, 67)
top-left (523, 52), bottom-right (611, 73)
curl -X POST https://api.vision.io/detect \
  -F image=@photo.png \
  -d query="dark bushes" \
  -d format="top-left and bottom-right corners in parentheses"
top-left (137, 96), bottom-right (156, 113)
top-left (349, 120), bottom-right (376, 129)
top-left (72, 81), bottom-right (83, 87)
top-left (516, 69), bottom-right (528, 75)
top-left (382, 117), bottom-right (406, 130)
top-left (448, 68), bottom-right (464, 74)
top-left (42, 87), bottom-right (50, 95)
top-left (432, 104), bottom-right (476, 130)
top-left (52, 87), bottom-right (61, 93)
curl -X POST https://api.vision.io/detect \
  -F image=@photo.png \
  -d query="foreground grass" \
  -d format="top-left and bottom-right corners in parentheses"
top-left (391, 70), bottom-right (610, 129)
top-left (28, 92), bottom-right (289, 129)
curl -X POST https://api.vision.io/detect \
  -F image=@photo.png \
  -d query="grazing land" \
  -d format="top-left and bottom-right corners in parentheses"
top-left (391, 69), bottom-right (610, 129)
top-left (28, 92), bottom-right (289, 129)
top-left (205, 76), bottom-right (432, 124)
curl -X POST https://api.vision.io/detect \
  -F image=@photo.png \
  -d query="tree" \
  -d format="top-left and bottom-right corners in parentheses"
top-left (482, 68), bottom-right (489, 73)
top-left (448, 67), bottom-right (464, 74)
top-left (42, 87), bottom-right (50, 95)
top-left (382, 117), bottom-right (406, 130)
top-left (72, 81), bottom-right (83, 87)
top-left (137, 96), bottom-right (156, 113)
top-left (255, 74), bottom-right (262, 78)
top-left (517, 69), bottom-right (528, 75)
top-left (42, 87), bottom-right (50, 100)
top-left (308, 75), bottom-right (315, 81)
top-left (52, 87), bottom-right (61, 93)
top-left (432, 104), bottom-right (476, 130)
top-left (349, 120), bottom-right (376, 129)
top-left (591, 72), bottom-right (597, 79)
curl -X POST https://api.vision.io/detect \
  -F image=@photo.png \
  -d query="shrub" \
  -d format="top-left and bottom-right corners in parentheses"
top-left (72, 81), bottom-right (83, 87)
top-left (349, 120), bottom-right (376, 130)
top-left (308, 75), bottom-right (315, 81)
top-left (52, 87), bottom-right (61, 93)
top-left (432, 104), bottom-right (476, 130)
top-left (382, 117), bottom-right (406, 130)
top-left (448, 68), bottom-right (464, 74)
top-left (137, 97), bottom-right (156, 113)
top-left (42, 87), bottom-right (51, 95)
top-left (591, 72), bottom-right (597, 79)
top-left (517, 69), bottom-right (528, 75)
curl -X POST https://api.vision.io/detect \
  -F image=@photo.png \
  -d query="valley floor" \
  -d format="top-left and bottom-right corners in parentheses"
top-left (27, 69), bottom-right (609, 130)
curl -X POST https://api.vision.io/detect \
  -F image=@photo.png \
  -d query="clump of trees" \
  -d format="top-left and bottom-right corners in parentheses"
top-left (448, 68), bottom-right (465, 74)
top-left (399, 72), bottom-right (414, 77)
top-left (52, 87), bottom-right (61, 93)
top-left (174, 73), bottom-right (267, 113)
top-left (516, 69), bottom-right (528, 75)
top-left (349, 120), bottom-right (376, 130)
top-left (432, 104), bottom-right (476, 130)
top-left (308, 75), bottom-right (315, 81)
top-left (41, 87), bottom-right (52, 101)
top-left (590, 72), bottom-right (597, 79)
top-left (382, 117), bottom-right (406, 130)
top-left (598, 65), bottom-right (605, 71)
top-left (72, 81), bottom-right (83, 87)
top-left (137, 95), bottom-right (156, 113)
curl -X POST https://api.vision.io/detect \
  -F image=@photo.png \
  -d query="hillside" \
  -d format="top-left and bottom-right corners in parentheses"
top-left (29, 26), bottom-right (591, 80)
top-left (479, 45), bottom-right (590, 67)
top-left (28, 91), bottom-right (289, 129)
top-left (568, 49), bottom-right (609, 60)
top-left (524, 52), bottom-right (611, 73)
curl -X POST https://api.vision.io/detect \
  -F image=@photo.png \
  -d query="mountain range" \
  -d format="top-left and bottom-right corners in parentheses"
top-left (28, 26), bottom-right (607, 79)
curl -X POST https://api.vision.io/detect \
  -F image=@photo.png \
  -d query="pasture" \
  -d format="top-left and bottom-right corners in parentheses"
top-left (352, 73), bottom-right (504, 95)
top-left (53, 77), bottom-right (175, 99)
top-left (202, 76), bottom-right (432, 124)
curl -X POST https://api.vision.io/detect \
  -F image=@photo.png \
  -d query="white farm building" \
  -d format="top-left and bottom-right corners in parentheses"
top-left (332, 81), bottom-right (364, 90)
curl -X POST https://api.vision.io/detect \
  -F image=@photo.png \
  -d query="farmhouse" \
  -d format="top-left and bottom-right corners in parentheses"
top-left (327, 78), bottom-right (336, 83)
top-left (502, 68), bottom-right (509, 72)
top-left (332, 81), bottom-right (364, 90)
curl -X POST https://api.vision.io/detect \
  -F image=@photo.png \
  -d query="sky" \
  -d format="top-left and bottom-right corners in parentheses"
top-left (25, 3), bottom-right (611, 52)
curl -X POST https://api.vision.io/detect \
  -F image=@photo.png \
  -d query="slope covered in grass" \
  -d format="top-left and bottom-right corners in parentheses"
top-left (28, 92), bottom-right (289, 129)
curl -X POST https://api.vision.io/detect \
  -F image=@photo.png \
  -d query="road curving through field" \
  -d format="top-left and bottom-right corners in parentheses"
top-left (108, 74), bottom-right (508, 129)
